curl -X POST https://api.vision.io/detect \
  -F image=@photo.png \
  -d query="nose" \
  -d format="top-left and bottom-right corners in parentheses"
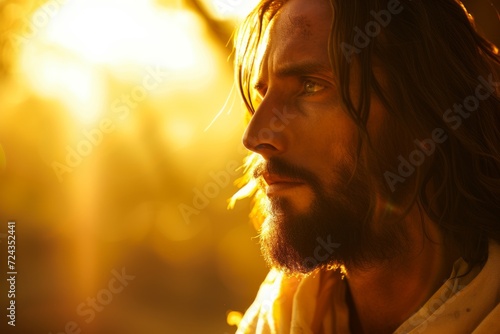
top-left (242, 97), bottom-right (288, 159)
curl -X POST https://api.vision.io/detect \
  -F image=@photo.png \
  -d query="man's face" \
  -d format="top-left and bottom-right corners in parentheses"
top-left (242, 0), bottom-right (408, 273)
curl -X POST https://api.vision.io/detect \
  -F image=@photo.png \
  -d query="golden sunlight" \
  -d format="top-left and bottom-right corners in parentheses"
top-left (18, 0), bottom-right (209, 123)
top-left (35, 0), bottom-right (201, 68)
top-left (0, 0), bottom-right (267, 332)
top-left (200, 0), bottom-right (260, 20)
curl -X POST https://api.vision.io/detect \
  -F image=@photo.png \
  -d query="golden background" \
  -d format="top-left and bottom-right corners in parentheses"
top-left (0, 0), bottom-right (498, 333)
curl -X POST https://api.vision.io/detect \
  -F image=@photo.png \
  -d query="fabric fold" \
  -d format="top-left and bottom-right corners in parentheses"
top-left (237, 241), bottom-right (500, 334)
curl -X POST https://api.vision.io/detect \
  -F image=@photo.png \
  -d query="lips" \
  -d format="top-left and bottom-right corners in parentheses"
top-left (262, 173), bottom-right (305, 195)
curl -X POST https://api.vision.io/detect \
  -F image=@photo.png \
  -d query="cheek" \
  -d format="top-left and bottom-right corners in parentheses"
top-left (289, 97), bottom-right (359, 172)
top-left (300, 117), bottom-right (358, 178)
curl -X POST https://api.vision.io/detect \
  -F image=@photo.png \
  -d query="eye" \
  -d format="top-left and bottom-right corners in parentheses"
top-left (302, 79), bottom-right (325, 95)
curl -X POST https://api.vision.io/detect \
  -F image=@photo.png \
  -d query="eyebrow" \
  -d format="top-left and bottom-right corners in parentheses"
top-left (254, 60), bottom-right (333, 89)
top-left (277, 61), bottom-right (332, 77)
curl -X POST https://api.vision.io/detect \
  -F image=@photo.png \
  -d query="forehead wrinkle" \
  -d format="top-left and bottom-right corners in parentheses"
top-left (283, 14), bottom-right (312, 38)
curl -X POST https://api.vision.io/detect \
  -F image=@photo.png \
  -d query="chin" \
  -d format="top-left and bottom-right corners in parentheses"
top-left (259, 184), bottom-right (410, 274)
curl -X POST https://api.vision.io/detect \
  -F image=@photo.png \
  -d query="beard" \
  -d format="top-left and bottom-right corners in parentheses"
top-left (254, 157), bottom-right (410, 275)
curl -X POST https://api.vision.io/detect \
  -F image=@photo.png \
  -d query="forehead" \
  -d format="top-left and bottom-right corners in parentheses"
top-left (260, 0), bottom-right (333, 79)
top-left (273, 0), bottom-right (331, 39)
top-left (277, 11), bottom-right (312, 39)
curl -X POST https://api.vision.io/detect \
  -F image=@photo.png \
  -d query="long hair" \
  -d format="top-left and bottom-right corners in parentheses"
top-left (233, 0), bottom-right (500, 268)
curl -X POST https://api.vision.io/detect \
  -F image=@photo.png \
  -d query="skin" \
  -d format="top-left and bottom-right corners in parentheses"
top-left (242, 0), bottom-right (461, 332)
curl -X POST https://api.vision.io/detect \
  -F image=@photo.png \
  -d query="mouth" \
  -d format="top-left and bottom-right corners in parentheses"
top-left (263, 173), bottom-right (305, 195)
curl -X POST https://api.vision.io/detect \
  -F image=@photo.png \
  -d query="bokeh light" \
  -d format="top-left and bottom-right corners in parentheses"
top-left (0, 0), bottom-right (266, 333)
top-left (0, 0), bottom-right (497, 333)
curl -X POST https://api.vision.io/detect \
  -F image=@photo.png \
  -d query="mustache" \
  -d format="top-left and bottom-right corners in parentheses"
top-left (252, 157), bottom-right (321, 188)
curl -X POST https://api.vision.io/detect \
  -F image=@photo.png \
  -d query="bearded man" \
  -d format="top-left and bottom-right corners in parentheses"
top-left (232, 0), bottom-right (500, 333)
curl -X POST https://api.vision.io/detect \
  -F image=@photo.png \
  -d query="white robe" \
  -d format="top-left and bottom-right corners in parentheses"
top-left (236, 241), bottom-right (500, 334)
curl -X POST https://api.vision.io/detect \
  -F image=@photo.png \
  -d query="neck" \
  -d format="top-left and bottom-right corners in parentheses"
top-left (344, 206), bottom-right (460, 334)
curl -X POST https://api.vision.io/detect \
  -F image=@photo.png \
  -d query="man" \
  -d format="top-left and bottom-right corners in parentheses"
top-left (231, 0), bottom-right (500, 333)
